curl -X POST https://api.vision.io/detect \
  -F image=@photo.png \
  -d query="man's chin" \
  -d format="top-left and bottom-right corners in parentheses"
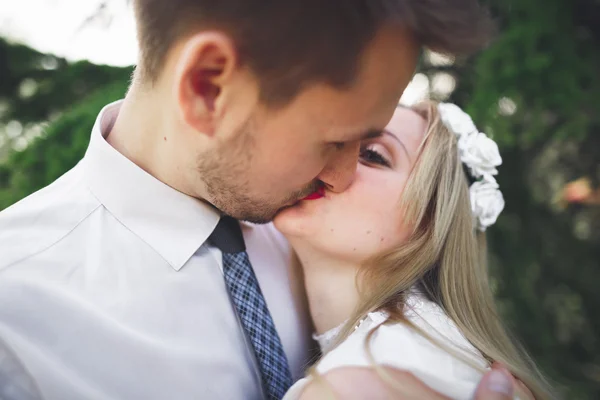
top-left (233, 206), bottom-right (284, 225)
top-left (213, 189), bottom-right (310, 224)
top-left (237, 199), bottom-right (303, 224)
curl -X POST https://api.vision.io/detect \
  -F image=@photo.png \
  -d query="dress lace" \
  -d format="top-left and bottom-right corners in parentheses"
top-left (311, 290), bottom-right (430, 353)
top-left (312, 322), bottom-right (345, 353)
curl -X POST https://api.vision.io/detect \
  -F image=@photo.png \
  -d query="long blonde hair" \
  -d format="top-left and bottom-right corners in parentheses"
top-left (325, 101), bottom-right (555, 399)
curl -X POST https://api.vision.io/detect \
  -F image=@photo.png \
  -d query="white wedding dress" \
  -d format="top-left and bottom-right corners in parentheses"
top-left (283, 292), bottom-right (490, 400)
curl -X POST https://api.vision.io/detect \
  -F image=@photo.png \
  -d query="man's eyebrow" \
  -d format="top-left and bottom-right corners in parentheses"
top-left (357, 129), bottom-right (384, 141)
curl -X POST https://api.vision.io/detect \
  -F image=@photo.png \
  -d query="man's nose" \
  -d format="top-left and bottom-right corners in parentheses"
top-left (318, 142), bottom-right (360, 193)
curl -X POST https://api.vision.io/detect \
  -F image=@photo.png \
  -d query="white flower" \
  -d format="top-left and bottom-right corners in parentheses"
top-left (438, 102), bottom-right (505, 230)
top-left (458, 131), bottom-right (502, 179)
top-left (469, 178), bottom-right (505, 232)
top-left (438, 103), bottom-right (478, 137)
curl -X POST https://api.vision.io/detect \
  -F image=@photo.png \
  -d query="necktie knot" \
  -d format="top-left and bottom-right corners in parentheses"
top-left (208, 216), bottom-right (246, 253)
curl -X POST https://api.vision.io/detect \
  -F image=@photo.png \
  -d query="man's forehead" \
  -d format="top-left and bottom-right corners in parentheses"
top-left (351, 27), bottom-right (420, 114)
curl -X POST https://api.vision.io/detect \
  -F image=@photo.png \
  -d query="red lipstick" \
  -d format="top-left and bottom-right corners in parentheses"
top-left (301, 186), bottom-right (325, 200)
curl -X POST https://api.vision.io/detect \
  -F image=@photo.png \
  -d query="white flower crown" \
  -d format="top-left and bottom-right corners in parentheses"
top-left (438, 103), bottom-right (505, 232)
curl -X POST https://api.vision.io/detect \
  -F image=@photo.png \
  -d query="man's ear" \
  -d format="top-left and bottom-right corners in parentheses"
top-left (173, 32), bottom-right (238, 136)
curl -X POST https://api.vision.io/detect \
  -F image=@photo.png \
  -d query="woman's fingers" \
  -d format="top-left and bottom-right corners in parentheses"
top-left (490, 362), bottom-right (536, 400)
top-left (515, 379), bottom-right (536, 400)
top-left (473, 368), bottom-right (514, 400)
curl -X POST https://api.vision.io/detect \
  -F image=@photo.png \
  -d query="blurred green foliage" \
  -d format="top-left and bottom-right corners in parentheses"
top-left (0, 38), bottom-right (131, 127)
top-left (0, 37), bottom-right (131, 207)
top-left (423, 0), bottom-right (600, 397)
top-left (0, 0), bottom-right (599, 398)
top-left (0, 81), bottom-right (128, 207)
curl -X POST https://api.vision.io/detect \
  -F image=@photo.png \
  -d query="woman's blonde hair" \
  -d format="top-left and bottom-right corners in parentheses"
top-left (325, 100), bottom-right (555, 399)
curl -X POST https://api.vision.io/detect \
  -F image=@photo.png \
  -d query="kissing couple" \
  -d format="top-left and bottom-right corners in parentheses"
top-left (0, 0), bottom-right (554, 399)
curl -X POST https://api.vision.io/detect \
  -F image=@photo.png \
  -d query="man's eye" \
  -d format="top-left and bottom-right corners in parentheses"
top-left (359, 148), bottom-right (390, 167)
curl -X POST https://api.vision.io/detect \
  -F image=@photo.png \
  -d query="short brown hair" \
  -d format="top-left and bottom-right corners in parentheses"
top-left (133, 0), bottom-right (492, 106)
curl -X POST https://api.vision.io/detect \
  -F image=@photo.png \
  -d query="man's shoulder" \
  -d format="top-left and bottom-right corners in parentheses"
top-left (0, 164), bottom-right (100, 270)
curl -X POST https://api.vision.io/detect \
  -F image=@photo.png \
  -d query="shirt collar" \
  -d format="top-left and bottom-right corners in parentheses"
top-left (83, 100), bottom-right (220, 271)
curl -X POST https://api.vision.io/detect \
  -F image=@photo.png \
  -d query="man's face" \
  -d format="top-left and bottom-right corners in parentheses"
top-left (194, 27), bottom-right (419, 222)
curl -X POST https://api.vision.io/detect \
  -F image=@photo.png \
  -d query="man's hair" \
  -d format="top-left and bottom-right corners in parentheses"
top-left (133, 0), bottom-right (492, 106)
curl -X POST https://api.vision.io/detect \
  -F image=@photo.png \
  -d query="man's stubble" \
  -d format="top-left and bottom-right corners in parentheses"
top-left (196, 114), bottom-right (318, 223)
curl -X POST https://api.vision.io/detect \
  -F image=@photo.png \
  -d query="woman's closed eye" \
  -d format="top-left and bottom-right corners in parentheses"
top-left (359, 145), bottom-right (391, 168)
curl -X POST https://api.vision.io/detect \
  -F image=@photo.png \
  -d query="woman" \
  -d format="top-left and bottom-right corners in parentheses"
top-left (275, 101), bottom-right (554, 399)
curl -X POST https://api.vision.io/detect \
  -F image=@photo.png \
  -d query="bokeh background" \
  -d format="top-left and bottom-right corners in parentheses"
top-left (1, 0), bottom-right (599, 398)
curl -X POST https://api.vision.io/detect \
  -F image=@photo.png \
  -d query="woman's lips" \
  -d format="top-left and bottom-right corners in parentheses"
top-left (301, 186), bottom-right (325, 200)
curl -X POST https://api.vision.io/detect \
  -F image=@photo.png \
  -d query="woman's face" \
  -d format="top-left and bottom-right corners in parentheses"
top-left (274, 106), bottom-right (428, 263)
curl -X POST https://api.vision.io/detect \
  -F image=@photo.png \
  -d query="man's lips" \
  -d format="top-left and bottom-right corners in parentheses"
top-left (301, 186), bottom-right (325, 200)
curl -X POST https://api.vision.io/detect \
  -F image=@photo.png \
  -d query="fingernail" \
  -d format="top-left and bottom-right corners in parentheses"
top-left (487, 369), bottom-right (513, 395)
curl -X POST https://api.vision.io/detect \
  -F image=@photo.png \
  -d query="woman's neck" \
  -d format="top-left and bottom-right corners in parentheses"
top-left (293, 244), bottom-right (361, 335)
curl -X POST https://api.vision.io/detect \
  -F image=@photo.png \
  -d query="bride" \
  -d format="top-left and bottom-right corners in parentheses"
top-left (275, 102), bottom-right (554, 399)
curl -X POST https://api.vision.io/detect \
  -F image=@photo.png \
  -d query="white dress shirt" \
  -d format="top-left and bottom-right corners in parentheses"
top-left (0, 101), bottom-right (313, 400)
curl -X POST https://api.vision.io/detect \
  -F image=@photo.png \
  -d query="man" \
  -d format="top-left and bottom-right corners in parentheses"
top-left (0, 0), bottom-right (519, 398)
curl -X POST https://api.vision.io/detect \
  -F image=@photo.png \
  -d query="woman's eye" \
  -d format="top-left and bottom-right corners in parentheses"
top-left (359, 148), bottom-right (391, 167)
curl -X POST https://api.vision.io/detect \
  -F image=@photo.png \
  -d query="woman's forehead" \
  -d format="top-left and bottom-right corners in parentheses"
top-left (385, 107), bottom-right (427, 155)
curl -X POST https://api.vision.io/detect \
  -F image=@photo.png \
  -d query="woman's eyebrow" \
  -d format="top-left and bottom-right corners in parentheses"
top-left (383, 130), bottom-right (410, 161)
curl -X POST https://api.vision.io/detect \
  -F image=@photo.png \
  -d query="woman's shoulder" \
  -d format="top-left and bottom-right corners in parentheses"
top-left (315, 293), bottom-right (489, 398)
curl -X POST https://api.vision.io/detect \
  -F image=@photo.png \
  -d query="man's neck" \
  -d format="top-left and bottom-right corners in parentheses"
top-left (105, 83), bottom-right (202, 199)
top-left (107, 86), bottom-right (162, 172)
top-left (292, 243), bottom-right (361, 335)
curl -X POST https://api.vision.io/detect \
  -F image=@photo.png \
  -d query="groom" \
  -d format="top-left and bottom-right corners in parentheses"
top-left (0, 0), bottom-right (520, 399)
